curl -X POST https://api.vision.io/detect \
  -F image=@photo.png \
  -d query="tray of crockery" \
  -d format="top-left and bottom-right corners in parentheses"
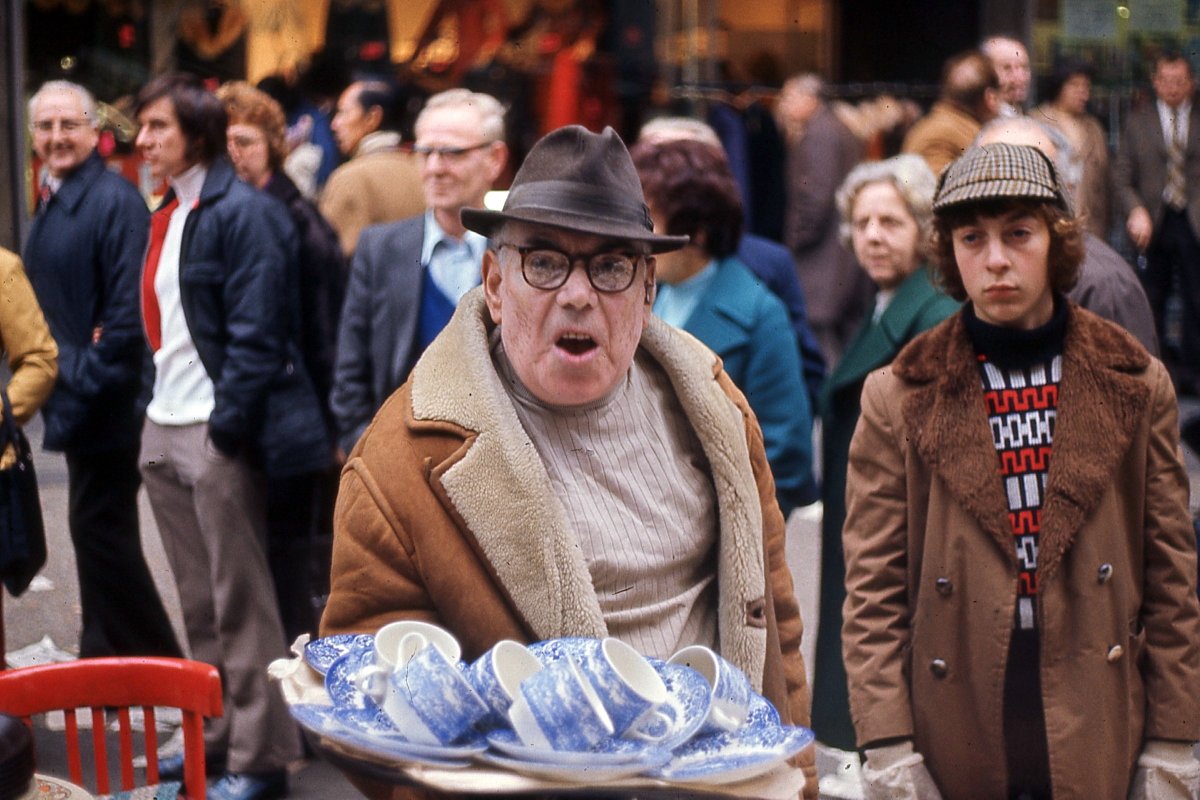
top-left (271, 622), bottom-right (813, 798)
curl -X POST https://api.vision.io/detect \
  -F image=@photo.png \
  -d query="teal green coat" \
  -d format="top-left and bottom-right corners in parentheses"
top-left (678, 256), bottom-right (815, 516)
top-left (810, 265), bottom-right (958, 749)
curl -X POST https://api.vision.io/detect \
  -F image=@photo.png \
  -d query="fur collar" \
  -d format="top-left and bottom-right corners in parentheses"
top-left (408, 289), bottom-right (769, 686)
top-left (892, 305), bottom-right (1151, 578)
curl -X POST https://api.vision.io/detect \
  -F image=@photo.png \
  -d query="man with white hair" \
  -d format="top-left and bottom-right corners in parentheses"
top-left (982, 35), bottom-right (1032, 117)
top-left (331, 89), bottom-right (508, 455)
top-left (22, 80), bottom-right (182, 660)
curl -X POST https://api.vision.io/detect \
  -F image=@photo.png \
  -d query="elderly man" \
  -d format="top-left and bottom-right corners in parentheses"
top-left (135, 73), bottom-right (329, 800)
top-left (903, 49), bottom-right (1000, 175)
top-left (331, 89), bottom-right (508, 455)
top-left (320, 80), bottom-right (424, 256)
top-left (22, 80), bottom-right (181, 661)
top-left (982, 35), bottom-right (1032, 117)
top-left (321, 125), bottom-right (816, 799)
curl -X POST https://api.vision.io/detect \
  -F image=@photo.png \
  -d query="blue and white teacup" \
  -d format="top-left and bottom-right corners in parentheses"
top-left (577, 637), bottom-right (674, 742)
top-left (508, 654), bottom-right (614, 751)
top-left (378, 634), bottom-right (490, 745)
top-left (352, 620), bottom-right (461, 701)
top-left (467, 640), bottom-right (543, 728)
top-left (667, 644), bottom-right (752, 735)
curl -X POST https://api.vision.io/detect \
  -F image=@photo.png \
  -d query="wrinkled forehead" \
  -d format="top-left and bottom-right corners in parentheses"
top-left (33, 89), bottom-right (87, 119)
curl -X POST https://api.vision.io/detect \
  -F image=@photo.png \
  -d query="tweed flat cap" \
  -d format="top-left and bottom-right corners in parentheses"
top-left (933, 142), bottom-right (1067, 213)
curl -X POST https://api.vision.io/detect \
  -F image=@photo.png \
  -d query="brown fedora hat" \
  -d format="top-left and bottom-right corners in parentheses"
top-left (461, 125), bottom-right (689, 254)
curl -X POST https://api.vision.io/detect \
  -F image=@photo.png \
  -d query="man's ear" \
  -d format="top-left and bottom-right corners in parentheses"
top-left (482, 248), bottom-right (504, 324)
top-left (365, 105), bottom-right (385, 132)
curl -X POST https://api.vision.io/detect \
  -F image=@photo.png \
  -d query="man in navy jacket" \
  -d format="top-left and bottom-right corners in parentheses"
top-left (134, 73), bottom-right (326, 800)
top-left (23, 80), bottom-right (181, 660)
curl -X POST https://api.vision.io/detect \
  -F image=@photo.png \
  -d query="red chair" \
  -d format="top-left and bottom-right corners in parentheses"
top-left (0, 657), bottom-right (222, 799)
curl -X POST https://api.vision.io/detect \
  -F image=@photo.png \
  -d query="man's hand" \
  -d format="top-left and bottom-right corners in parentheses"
top-left (1127, 207), bottom-right (1154, 250)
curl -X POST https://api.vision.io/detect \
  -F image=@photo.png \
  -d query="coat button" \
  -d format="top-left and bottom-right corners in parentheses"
top-left (1098, 563), bottom-right (1113, 583)
top-left (1106, 645), bottom-right (1124, 663)
top-left (930, 658), bottom-right (948, 678)
top-left (935, 577), bottom-right (953, 596)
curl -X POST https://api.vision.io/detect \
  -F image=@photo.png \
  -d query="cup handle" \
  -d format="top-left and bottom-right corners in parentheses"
top-left (352, 664), bottom-right (389, 701)
top-left (394, 632), bottom-right (429, 668)
top-left (708, 705), bottom-right (745, 732)
top-left (624, 705), bottom-right (676, 742)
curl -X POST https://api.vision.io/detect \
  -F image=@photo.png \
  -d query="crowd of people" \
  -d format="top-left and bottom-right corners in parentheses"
top-left (2, 30), bottom-right (1199, 800)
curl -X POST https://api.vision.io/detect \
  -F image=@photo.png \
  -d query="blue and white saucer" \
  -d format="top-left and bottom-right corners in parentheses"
top-left (289, 703), bottom-right (486, 765)
top-left (324, 645), bottom-right (376, 710)
top-left (527, 637), bottom-right (599, 666)
top-left (304, 634), bottom-right (374, 676)
top-left (475, 748), bottom-right (671, 783)
top-left (485, 729), bottom-right (666, 766)
top-left (649, 720), bottom-right (814, 785)
top-left (644, 657), bottom-right (712, 750)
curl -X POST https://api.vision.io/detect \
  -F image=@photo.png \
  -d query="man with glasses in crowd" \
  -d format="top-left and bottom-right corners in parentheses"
top-left (320, 125), bottom-right (817, 800)
top-left (330, 88), bottom-right (507, 456)
top-left (22, 80), bottom-right (182, 662)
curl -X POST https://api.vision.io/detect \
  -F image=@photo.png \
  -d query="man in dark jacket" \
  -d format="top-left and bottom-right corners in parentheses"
top-left (23, 80), bottom-right (181, 660)
top-left (134, 73), bottom-right (327, 800)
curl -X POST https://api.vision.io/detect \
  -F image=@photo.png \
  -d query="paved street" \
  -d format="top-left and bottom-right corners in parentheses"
top-left (5, 400), bottom-right (1199, 798)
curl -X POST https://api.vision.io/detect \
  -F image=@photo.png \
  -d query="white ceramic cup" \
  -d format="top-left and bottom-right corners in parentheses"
top-left (377, 634), bottom-right (489, 745)
top-left (467, 640), bottom-right (543, 726)
top-left (667, 644), bottom-right (753, 734)
top-left (577, 637), bottom-right (674, 742)
top-left (508, 655), bottom-right (615, 751)
top-left (353, 620), bottom-right (461, 702)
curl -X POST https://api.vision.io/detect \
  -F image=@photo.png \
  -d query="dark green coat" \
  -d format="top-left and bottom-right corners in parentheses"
top-left (810, 266), bottom-right (958, 749)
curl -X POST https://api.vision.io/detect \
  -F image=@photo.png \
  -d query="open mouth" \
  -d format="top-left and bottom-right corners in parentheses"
top-left (557, 332), bottom-right (597, 356)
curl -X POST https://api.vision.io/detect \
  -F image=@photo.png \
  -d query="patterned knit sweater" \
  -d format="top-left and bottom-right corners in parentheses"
top-left (964, 300), bottom-right (1067, 631)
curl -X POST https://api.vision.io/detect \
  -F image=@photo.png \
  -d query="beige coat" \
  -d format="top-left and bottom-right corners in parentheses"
top-left (843, 306), bottom-right (1200, 799)
top-left (1033, 102), bottom-right (1112, 238)
top-left (0, 248), bottom-right (56, 425)
top-left (321, 289), bottom-right (813, 798)
top-left (901, 101), bottom-right (981, 176)
top-left (319, 134), bottom-right (425, 256)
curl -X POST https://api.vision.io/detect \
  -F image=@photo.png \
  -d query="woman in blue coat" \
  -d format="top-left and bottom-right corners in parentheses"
top-left (811, 155), bottom-right (959, 751)
top-left (631, 137), bottom-right (814, 518)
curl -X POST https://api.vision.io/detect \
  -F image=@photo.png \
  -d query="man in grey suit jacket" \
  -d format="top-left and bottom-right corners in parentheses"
top-left (1115, 53), bottom-right (1200, 391)
top-left (331, 89), bottom-right (507, 454)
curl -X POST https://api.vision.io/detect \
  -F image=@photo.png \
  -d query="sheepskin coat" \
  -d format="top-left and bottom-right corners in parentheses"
top-left (321, 288), bottom-right (811, 798)
top-left (842, 304), bottom-right (1200, 799)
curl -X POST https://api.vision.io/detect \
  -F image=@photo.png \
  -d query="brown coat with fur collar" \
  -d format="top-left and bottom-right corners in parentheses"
top-left (321, 290), bottom-right (813, 799)
top-left (843, 305), bottom-right (1200, 799)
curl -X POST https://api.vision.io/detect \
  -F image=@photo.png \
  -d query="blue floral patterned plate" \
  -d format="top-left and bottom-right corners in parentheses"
top-left (649, 720), bottom-right (814, 785)
top-left (304, 633), bottom-right (374, 676)
top-left (485, 729), bottom-right (666, 766)
top-left (289, 703), bottom-right (485, 765)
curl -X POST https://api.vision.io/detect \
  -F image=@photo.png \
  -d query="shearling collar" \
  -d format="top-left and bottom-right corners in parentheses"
top-left (892, 304), bottom-right (1152, 579)
top-left (407, 289), bottom-right (770, 687)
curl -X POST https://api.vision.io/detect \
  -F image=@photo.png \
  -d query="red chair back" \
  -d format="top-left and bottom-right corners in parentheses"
top-left (0, 657), bottom-right (222, 799)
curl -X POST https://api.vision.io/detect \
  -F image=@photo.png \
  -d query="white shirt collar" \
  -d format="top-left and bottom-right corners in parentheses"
top-left (169, 162), bottom-right (208, 208)
top-left (420, 210), bottom-right (487, 265)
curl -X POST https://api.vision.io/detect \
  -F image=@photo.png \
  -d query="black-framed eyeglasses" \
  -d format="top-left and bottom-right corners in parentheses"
top-left (500, 244), bottom-right (643, 293)
top-left (411, 141), bottom-right (493, 160)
